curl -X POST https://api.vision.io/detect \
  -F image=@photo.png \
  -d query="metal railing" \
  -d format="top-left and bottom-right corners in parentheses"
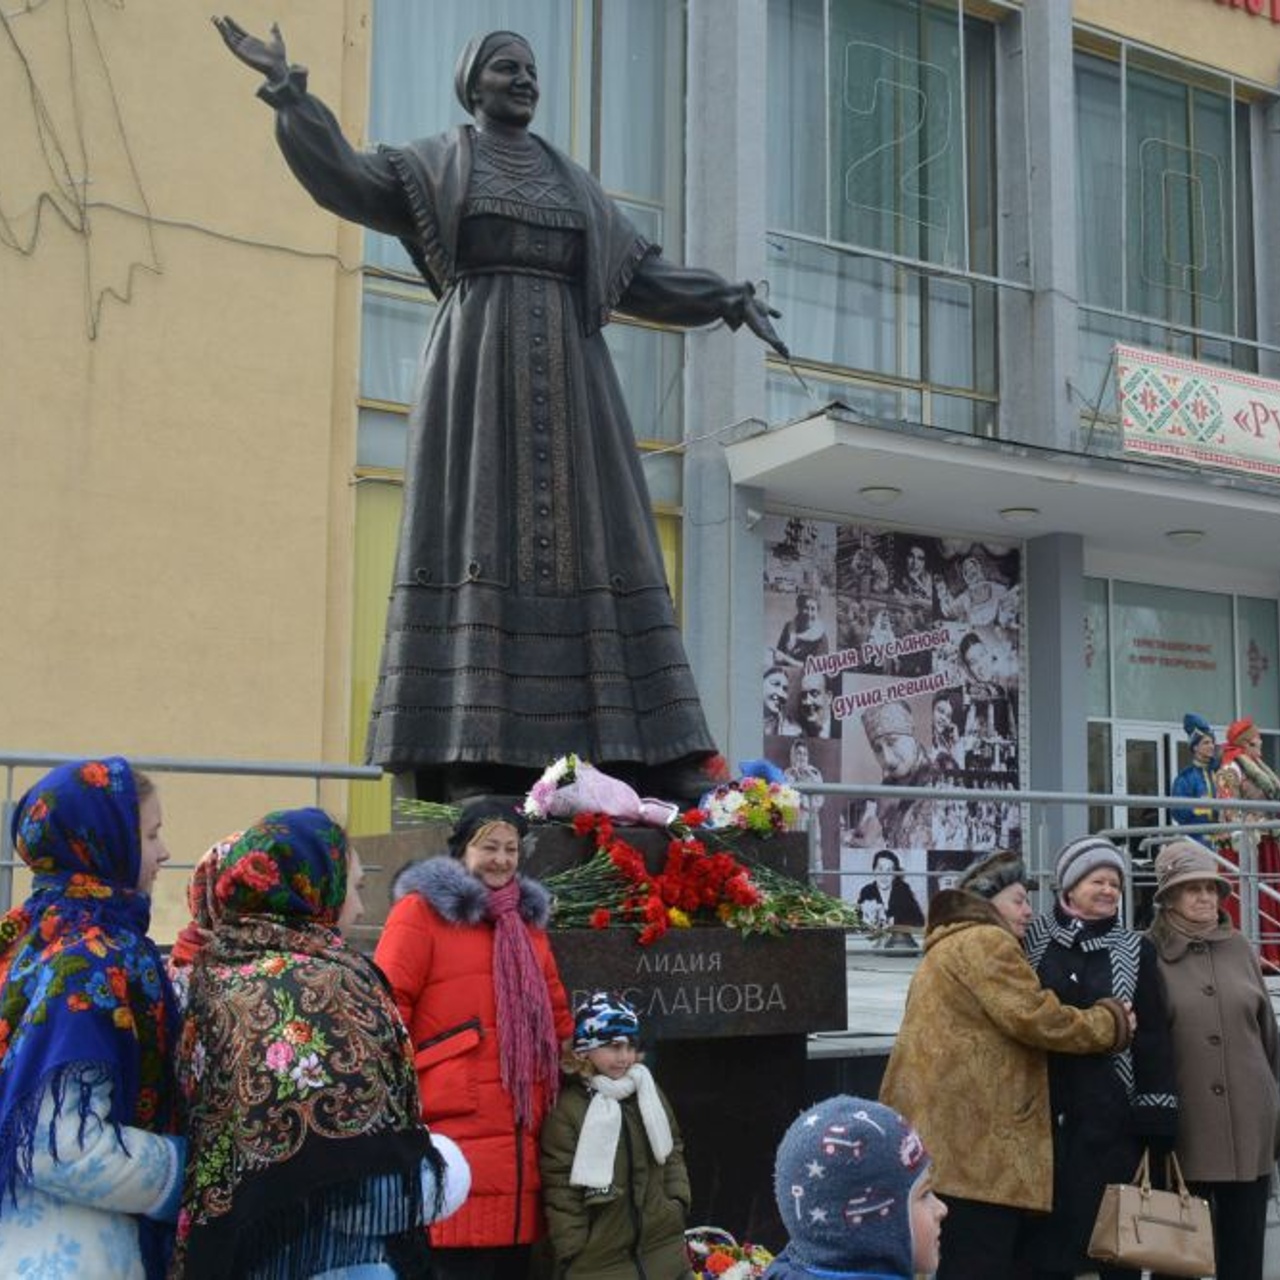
top-left (789, 780), bottom-right (1280, 965)
top-left (0, 752), bottom-right (381, 912)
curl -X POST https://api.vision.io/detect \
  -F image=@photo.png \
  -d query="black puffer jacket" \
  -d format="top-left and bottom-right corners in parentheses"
top-left (1023, 905), bottom-right (1178, 1272)
top-left (539, 1076), bottom-right (693, 1280)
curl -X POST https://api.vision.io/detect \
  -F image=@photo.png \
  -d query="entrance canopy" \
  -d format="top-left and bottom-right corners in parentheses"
top-left (724, 404), bottom-right (1280, 580)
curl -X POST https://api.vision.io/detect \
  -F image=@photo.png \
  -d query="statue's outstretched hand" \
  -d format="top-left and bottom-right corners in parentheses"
top-left (213, 15), bottom-right (289, 81)
top-left (743, 289), bottom-right (790, 361)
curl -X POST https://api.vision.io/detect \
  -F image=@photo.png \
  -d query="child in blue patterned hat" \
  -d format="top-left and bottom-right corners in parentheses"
top-left (539, 991), bottom-right (694, 1278)
top-left (764, 1095), bottom-right (946, 1278)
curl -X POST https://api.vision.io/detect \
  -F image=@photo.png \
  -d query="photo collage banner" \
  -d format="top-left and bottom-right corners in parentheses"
top-left (762, 517), bottom-right (1025, 924)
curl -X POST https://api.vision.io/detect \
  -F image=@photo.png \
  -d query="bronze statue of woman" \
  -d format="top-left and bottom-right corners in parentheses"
top-left (215, 19), bottom-right (789, 801)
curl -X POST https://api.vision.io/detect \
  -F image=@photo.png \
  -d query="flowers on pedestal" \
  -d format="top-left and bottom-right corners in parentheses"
top-left (545, 810), bottom-right (864, 945)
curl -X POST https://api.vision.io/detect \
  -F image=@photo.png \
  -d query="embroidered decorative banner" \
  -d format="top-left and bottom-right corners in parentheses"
top-left (1116, 343), bottom-right (1280, 479)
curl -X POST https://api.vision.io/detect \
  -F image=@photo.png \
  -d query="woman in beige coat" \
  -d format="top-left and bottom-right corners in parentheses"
top-left (1148, 840), bottom-right (1280, 1280)
top-left (880, 851), bottom-right (1132, 1280)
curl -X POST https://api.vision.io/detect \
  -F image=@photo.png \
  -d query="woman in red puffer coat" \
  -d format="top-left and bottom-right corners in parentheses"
top-left (375, 798), bottom-right (574, 1280)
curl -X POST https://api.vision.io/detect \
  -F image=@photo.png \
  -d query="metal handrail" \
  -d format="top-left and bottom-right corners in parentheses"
top-left (0, 752), bottom-right (382, 911)
top-left (787, 779), bottom-right (1280, 963)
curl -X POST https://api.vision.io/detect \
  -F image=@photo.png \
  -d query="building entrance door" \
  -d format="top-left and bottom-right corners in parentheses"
top-left (1109, 723), bottom-right (1188, 925)
top-left (1110, 724), bottom-right (1179, 853)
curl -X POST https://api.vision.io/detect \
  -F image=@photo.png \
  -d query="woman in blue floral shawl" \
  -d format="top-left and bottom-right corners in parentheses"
top-left (171, 807), bottom-right (466, 1280)
top-left (0, 757), bottom-right (184, 1280)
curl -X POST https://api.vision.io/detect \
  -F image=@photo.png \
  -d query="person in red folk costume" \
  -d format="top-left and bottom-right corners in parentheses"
top-left (375, 798), bottom-right (574, 1280)
top-left (1215, 716), bottom-right (1280, 969)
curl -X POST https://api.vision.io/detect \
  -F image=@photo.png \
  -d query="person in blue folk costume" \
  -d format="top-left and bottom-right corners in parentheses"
top-left (1170, 713), bottom-right (1240, 928)
top-left (0, 758), bottom-right (185, 1280)
top-left (1170, 714), bottom-right (1222, 845)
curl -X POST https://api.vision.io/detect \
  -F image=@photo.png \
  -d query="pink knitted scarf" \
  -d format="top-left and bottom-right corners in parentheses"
top-left (487, 879), bottom-right (560, 1127)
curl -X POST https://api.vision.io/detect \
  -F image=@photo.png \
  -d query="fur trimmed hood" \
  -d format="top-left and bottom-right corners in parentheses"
top-left (392, 855), bottom-right (553, 928)
top-left (924, 887), bottom-right (1011, 942)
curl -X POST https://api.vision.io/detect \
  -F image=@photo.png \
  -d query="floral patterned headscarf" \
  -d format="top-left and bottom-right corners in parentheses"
top-left (212, 807), bottom-right (348, 924)
top-left (173, 808), bottom-right (438, 1280)
top-left (167, 834), bottom-right (240, 1004)
top-left (0, 758), bottom-right (178, 1278)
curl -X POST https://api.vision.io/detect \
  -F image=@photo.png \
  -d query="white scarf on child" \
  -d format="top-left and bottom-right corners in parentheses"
top-left (569, 1063), bottom-right (674, 1189)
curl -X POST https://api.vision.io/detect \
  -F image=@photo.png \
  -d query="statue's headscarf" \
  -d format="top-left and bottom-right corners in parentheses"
top-left (453, 30), bottom-right (534, 115)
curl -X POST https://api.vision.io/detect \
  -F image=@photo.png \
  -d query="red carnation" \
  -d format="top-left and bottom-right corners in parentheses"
top-left (589, 907), bottom-right (611, 929)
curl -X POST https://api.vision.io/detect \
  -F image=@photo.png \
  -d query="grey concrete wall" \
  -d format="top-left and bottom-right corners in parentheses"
top-left (1027, 533), bottom-right (1089, 865)
top-left (1018, 0), bottom-right (1081, 452)
top-left (681, 0), bottom-right (771, 767)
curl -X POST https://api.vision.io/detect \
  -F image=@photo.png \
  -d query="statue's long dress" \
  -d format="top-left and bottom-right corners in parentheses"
top-left (268, 79), bottom-right (735, 775)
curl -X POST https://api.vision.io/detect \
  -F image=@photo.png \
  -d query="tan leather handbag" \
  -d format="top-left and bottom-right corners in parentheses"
top-left (1087, 1150), bottom-right (1215, 1277)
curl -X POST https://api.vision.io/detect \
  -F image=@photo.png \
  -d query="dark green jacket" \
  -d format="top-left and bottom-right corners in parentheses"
top-left (539, 1077), bottom-right (694, 1280)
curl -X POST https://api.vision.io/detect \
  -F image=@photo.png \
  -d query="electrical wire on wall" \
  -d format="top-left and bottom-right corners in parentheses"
top-left (0, 1), bottom-right (399, 339)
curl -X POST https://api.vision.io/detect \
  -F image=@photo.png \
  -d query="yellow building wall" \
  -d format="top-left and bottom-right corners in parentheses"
top-left (0, 0), bottom-right (371, 939)
top-left (1076, 0), bottom-right (1280, 83)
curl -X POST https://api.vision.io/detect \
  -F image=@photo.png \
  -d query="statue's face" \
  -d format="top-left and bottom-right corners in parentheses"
top-left (472, 41), bottom-right (539, 127)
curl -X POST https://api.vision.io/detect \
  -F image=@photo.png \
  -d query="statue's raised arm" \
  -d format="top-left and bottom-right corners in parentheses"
top-left (212, 15), bottom-right (289, 82)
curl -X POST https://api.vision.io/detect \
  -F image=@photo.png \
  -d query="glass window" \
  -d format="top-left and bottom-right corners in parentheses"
top-left (828, 0), bottom-right (966, 267)
top-left (1075, 47), bottom-right (1258, 363)
top-left (1087, 719), bottom-right (1113, 834)
top-left (768, 0), bottom-right (997, 274)
top-left (368, 2), bottom-right (577, 151)
top-left (767, 237), bottom-right (921, 380)
top-left (601, 324), bottom-right (685, 446)
top-left (360, 290), bottom-right (432, 407)
top-left (1238, 596), bottom-right (1280, 730)
top-left (598, 1), bottom-right (685, 228)
top-left (1110, 581), bottom-right (1235, 724)
top-left (765, 367), bottom-right (922, 427)
top-left (766, 0), bottom-right (1004, 432)
top-left (357, 407), bottom-right (409, 471)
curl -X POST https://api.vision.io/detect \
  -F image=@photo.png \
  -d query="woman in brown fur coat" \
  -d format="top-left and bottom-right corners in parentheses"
top-left (879, 851), bottom-right (1132, 1280)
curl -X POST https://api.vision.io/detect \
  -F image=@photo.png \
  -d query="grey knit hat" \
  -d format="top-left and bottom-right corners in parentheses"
top-left (1055, 836), bottom-right (1127, 896)
top-left (958, 850), bottom-right (1028, 900)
